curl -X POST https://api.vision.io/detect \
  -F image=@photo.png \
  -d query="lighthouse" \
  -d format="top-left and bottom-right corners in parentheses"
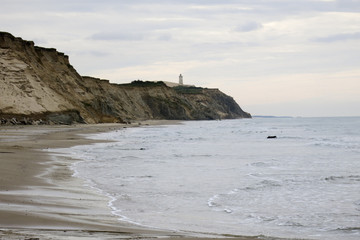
top-left (179, 74), bottom-right (183, 85)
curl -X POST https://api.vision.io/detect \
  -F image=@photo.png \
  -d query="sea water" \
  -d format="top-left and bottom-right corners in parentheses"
top-left (60, 117), bottom-right (360, 239)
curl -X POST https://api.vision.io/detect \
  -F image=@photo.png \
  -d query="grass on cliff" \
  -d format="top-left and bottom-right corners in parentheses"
top-left (120, 80), bottom-right (167, 87)
top-left (173, 86), bottom-right (204, 94)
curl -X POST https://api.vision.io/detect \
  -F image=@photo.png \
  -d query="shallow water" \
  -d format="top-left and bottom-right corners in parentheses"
top-left (61, 117), bottom-right (360, 239)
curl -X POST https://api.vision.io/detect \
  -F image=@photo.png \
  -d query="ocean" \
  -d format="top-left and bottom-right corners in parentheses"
top-left (57, 117), bottom-right (360, 239)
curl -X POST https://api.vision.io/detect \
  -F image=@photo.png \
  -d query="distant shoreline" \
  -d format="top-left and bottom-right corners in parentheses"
top-left (253, 115), bottom-right (360, 118)
top-left (253, 115), bottom-right (293, 118)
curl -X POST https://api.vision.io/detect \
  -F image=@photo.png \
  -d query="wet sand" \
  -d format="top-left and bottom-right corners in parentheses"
top-left (0, 122), bottom-right (262, 240)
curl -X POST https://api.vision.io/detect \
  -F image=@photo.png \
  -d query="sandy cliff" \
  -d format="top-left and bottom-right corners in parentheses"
top-left (0, 32), bottom-right (251, 124)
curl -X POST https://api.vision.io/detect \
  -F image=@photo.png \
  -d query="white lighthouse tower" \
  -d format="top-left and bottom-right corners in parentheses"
top-left (179, 74), bottom-right (183, 85)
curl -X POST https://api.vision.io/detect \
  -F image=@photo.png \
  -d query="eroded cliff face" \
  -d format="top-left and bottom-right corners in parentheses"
top-left (0, 32), bottom-right (251, 124)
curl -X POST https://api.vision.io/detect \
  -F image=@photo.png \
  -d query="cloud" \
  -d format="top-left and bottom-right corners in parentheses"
top-left (90, 32), bottom-right (145, 41)
top-left (157, 33), bottom-right (172, 41)
top-left (235, 22), bottom-right (263, 32)
top-left (87, 51), bottom-right (110, 57)
top-left (313, 32), bottom-right (360, 42)
top-left (90, 31), bottom-right (173, 42)
top-left (335, 0), bottom-right (360, 12)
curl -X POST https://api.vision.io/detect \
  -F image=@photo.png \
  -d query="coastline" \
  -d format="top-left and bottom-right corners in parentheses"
top-left (0, 122), bottom-right (260, 240)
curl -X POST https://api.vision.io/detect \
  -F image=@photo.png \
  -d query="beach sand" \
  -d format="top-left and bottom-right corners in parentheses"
top-left (0, 122), bottom-right (260, 240)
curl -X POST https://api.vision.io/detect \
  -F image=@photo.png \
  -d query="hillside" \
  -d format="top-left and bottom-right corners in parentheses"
top-left (0, 32), bottom-right (251, 124)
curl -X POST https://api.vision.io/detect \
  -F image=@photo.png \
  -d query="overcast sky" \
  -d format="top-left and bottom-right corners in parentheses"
top-left (2, 0), bottom-right (360, 117)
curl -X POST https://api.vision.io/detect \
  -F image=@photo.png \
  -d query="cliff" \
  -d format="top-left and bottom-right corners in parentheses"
top-left (0, 32), bottom-right (251, 124)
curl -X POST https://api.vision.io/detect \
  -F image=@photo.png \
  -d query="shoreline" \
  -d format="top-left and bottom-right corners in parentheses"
top-left (0, 122), bottom-right (261, 240)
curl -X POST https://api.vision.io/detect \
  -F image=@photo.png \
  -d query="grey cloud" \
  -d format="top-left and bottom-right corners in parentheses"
top-left (90, 31), bottom-right (173, 42)
top-left (90, 32), bottom-right (145, 41)
top-left (69, 50), bottom-right (110, 58)
top-left (235, 22), bottom-right (263, 32)
top-left (88, 51), bottom-right (110, 57)
top-left (335, 0), bottom-right (360, 11)
top-left (313, 32), bottom-right (360, 43)
top-left (157, 33), bottom-right (172, 41)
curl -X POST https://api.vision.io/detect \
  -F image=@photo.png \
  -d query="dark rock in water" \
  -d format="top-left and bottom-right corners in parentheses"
top-left (267, 136), bottom-right (277, 139)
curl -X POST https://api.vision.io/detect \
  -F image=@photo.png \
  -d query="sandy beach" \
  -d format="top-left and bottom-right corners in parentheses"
top-left (0, 122), bottom-right (259, 240)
